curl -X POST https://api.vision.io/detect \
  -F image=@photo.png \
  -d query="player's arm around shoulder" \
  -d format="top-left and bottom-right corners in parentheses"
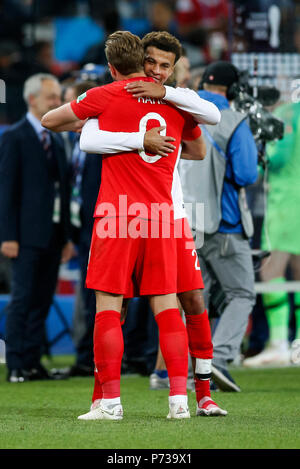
top-left (164, 86), bottom-right (221, 125)
top-left (125, 81), bottom-right (221, 125)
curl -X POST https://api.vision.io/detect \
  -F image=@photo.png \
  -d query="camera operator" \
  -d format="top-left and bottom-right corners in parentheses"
top-left (179, 61), bottom-right (258, 392)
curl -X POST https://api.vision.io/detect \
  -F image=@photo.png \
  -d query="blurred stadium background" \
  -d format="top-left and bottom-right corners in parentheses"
top-left (0, 0), bottom-right (299, 356)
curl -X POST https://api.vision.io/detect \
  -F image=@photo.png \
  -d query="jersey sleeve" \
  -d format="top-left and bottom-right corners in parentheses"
top-left (181, 113), bottom-right (202, 141)
top-left (70, 86), bottom-right (109, 120)
top-left (164, 86), bottom-right (221, 125)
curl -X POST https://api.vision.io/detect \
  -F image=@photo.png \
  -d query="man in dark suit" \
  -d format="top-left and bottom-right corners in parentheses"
top-left (0, 73), bottom-right (74, 382)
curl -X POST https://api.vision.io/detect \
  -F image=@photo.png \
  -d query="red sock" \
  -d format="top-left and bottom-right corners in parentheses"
top-left (194, 377), bottom-right (211, 402)
top-left (155, 308), bottom-right (188, 396)
top-left (93, 310), bottom-right (124, 399)
top-left (185, 310), bottom-right (213, 359)
top-left (185, 311), bottom-right (213, 401)
top-left (92, 370), bottom-right (103, 402)
top-left (92, 313), bottom-right (125, 402)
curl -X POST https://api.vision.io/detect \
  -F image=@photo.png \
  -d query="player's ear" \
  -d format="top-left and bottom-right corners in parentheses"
top-left (168, 65), bottom-right (175, 80)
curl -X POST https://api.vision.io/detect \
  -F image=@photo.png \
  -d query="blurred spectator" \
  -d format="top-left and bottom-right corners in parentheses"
top-left (30, 41), bottom-right (54, 74)
top-left (89, 0), bottom-right (118, 18)
top-left (0, 39), bottom-right (65, 124)
top-left (74, 63), bottom-right (111, 86)
top-left (148, 0), bottom-right (177, 35)
top-left (31, 0), bottom-right (79, 17)
top-left (117, 0), bottom-right (151, 36)
top-left (243, 101), bottom-right (300, 368)
top-left (189, 65), bottom-right (205, 90)
top-left (0, 253), bottom-right (11, 294)
top-left (30, 41), bottom-right (65, 77)
top-left (175, 0), bottom-right (229, 33)
top-left (59, 77), bottom-right (77, 161)
top-left (79, 7), bottom-right (120, 66)
top-left (54, 15), bottom-right (104, 65)
top-left (173, 47), bottom-right (191, 87)
top-left (175, 0), bottom-right (229, 62)
top-left (0, 0), bottom-right (31, 44)
top-left (0, 73), bottom-right (73, 382)
top-left (294, 24), bottom-right (300, 53)
top-left (0, 41), bottom-right (27, 124)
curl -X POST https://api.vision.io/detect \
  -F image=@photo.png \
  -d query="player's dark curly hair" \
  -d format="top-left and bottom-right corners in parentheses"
top-left (141, 31), bottom-right (182, 64)
top-left (105, 30), bottom-right (144, 75)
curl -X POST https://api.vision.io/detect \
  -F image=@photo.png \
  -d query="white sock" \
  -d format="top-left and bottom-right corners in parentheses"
top-left (195, 358), bottom-right (212, 376)
top-left (101, 397), bottom-right (121, 409)
top-left (169, 395), bottom-right (187, 406)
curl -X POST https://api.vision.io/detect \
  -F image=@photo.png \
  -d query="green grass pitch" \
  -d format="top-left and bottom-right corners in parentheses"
top-left (0, 356), bottom-right (299, 449)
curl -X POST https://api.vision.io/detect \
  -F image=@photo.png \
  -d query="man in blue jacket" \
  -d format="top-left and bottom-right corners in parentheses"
top-left (179, 61), bottom-right (258, 392)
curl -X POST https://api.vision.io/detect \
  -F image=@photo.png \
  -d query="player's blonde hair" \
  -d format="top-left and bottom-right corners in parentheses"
top-left (105, 30), bottom-right (144, 76)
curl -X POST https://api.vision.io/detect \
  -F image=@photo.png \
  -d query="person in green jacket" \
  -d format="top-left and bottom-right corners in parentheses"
top-left (244, 100), bottom-right (300, 367)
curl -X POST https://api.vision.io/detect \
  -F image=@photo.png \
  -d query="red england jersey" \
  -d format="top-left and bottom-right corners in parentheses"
top-left (71, 76), bottom-right (201, 222)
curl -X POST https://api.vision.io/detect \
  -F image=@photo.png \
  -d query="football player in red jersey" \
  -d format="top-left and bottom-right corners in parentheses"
top-left (42, 31), bottom-right (204, 420)
top-left (79, 31), bottom-right (227, 417)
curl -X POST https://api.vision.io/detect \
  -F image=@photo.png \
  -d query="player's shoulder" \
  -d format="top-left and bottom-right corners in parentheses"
top-left (91, 79), bottom-right (131, 98)
top-left (82, 81), bottom-right (121, 99)
top-left (106, 79), bottom-right (127, 94)
top-left (107, 76), bottom-right (154, 92)
top-left (86, 82), bottom-right (114, 94)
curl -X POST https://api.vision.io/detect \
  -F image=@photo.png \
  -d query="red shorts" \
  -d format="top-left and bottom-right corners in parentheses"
top-left (124, 217), bottom-right (204, 298)
top-left (86, 217), bottom-right (177, 296)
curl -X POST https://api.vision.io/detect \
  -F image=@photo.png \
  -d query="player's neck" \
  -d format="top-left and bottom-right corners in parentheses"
top-left (122, 71), bottom-right (146, 80)
top-left (111, 65), bottom-right (146, 81)
top-left (116, 70), bottom-right (146, 81)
